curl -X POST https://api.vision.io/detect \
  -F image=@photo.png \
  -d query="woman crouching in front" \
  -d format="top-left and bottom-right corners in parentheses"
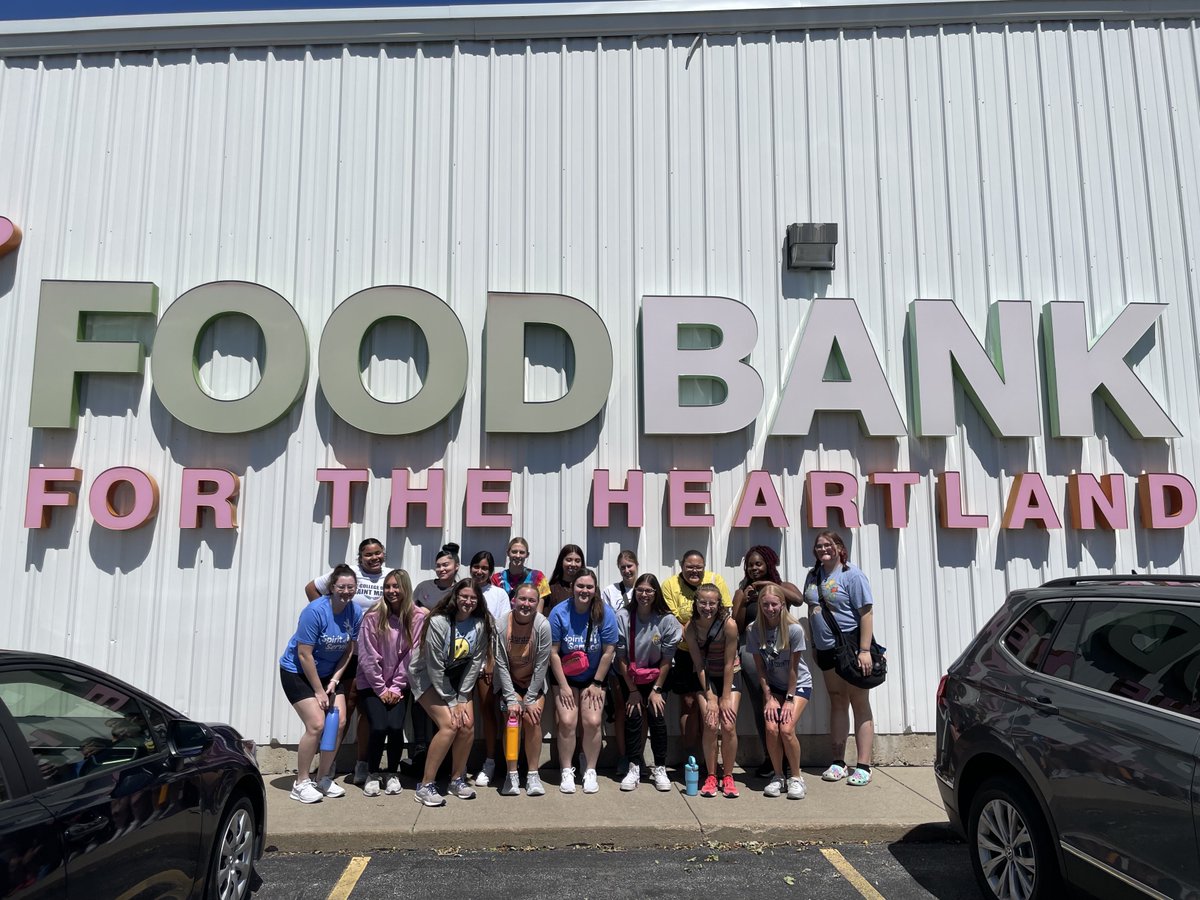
top-left (407, 578), bottom-right (493, 806)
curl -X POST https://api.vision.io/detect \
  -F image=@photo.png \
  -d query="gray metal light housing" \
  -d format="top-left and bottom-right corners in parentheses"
top-left (786, 223), bottom-right (837, 270)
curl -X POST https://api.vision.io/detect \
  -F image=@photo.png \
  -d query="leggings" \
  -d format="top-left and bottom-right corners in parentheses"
top-left (620, 682), bottom-right (668, 767)
top-left (739, 646), bottom-right (769, 757)
top-left (359, 690), bottom-right (410, 773)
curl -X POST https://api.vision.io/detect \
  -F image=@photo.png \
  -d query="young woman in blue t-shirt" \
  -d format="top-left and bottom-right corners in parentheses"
top-left (548, 568), bottom-right (618, 794)
top-left (279, 564), bottom-right (362, 803)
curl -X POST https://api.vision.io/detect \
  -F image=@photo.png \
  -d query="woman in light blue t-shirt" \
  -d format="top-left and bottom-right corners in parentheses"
top-left (803, 530), bottom-right (878, 787)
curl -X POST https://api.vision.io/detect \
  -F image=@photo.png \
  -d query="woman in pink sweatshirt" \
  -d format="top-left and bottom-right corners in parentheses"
top-left (356, 568), bottom-right (425, 796)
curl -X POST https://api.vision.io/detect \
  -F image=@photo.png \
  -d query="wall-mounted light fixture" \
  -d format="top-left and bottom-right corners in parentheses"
top-left (785, 223), bottom-right (837, 270)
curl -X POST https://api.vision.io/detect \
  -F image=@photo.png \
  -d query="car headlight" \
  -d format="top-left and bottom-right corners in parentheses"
top-left (240, 738), bottom-right (258, 768)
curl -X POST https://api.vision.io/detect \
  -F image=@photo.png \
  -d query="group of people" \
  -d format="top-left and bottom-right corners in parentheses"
top-left (279, 533), bottom-right (881, 807)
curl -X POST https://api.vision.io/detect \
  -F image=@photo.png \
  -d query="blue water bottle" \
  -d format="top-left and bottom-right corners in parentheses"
top-left (319, 707), bottom-right (340, 752)
top-left (684, 756), bottom-right (699, 796)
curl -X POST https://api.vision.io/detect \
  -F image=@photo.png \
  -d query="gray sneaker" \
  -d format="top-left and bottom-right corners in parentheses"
top-left (413, 782), bottom-right (445, 807)
top-left (448, 776), bottom-right (477, 800)
top-left (526, 772), bottom-right (546, 796)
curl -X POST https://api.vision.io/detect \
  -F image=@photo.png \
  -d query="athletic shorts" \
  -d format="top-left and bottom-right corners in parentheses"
top-left (279, 666), bottom-right (347, 705)
top-left (769, 685), bottom-right (813, 704)
top-left (668, 651), bottom-right (703, 695)
top-left (706, 672), bottom-right (741, 696)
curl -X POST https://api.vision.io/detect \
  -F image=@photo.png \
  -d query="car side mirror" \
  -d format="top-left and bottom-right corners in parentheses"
top-left (168, 720), bottom-right (212, 759)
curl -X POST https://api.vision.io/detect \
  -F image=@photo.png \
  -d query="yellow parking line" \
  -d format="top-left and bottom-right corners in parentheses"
top-left (326, 856), bottom-right (370, 900)
top-left (820, 848), bottom-right (886, 900)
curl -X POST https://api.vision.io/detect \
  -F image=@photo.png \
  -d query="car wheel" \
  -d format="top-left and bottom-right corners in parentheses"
top-left (207, 796), bottom-right (256, 900)
top-left (967, 776), bottom-right (1059, 900)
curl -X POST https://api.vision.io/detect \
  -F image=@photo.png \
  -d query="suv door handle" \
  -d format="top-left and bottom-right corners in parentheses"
top-left (64, 816), bottom-right (109, 841)
top-left (1029, 696), bottom-right (1059, 715)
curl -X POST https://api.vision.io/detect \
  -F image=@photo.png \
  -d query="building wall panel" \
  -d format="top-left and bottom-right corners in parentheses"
top-left (2, 18), bottom-right (1198, 742)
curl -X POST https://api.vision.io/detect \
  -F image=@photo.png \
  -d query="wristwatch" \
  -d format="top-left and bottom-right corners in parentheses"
top-left (591, 678), bottom-right (605, 688)
top-left (652, 686), bottom-right (664, 695)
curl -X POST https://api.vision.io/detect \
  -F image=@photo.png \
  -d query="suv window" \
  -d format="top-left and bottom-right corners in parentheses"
top-left (1062, 600), bottom-right (1200, 719)
top-left (0, 669), bottom-right (159, 786)
top-left (1003, 601), bottom-right (1068, 669)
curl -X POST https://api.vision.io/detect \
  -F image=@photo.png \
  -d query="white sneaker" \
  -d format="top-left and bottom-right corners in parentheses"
top-left (652, 765), bottom-right (672, 792)
top-left (500, 772), bottom-right (521, 796)
top-left (385, 775), bottom-right (402, 795)
top-left (620, 763), bottom-right (641, 791)
top-left (787, 776), bottom-right (807, 800)
top-left (289, 779), bottom-right (322, 803)
top-left (526, 772), bottom-right (545, 796)
top-left (583, 769), bottom-right (599, 794)
top-left (363, 775), bottom-right (381, 797)
top-left (317, 775), bottom-right (346, 798)
top-left (764, 775), bottom-right (784, 798)
top-left (351, 761), bottom-right (370, 785)
top-left (475, 758), bottom-right (495, 788)
top-left (560, 767), bottom-right (576, 794)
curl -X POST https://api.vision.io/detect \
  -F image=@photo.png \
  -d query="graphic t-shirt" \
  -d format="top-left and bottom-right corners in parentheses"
top-left (548, 600), bottom-right (619, 683)
top-left (280, 597), bottom-right (363, 678)
top-left (311, 563), bottom-right (386, 614)
top-left (754, 622), bottom-right (813, 692)
top-left (616, 609), bottom-right (681, 668)
top-left (803, 564), bottom-right (875, 650)
top-left (449, 617), bottom-right (479, 669)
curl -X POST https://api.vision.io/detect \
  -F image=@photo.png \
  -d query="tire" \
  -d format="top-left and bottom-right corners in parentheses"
top-left (967, 776), bottom-right (1059, 900)
top-left (206, 795), bottom-right (257, 900)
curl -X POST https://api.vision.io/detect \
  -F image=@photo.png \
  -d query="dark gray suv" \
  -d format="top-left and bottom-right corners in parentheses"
top-left (935, 575), bottom-right (1200, 900)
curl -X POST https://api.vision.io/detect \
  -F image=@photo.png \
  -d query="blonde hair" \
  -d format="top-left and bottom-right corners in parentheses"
top-left (752, 583), bottom-right (796, 648)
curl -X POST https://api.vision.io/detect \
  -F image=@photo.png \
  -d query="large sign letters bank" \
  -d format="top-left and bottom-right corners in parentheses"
top-left (22, 275), bottom-right (1193, 539)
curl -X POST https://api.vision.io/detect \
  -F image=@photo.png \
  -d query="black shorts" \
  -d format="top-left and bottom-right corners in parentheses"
top-left (816, 647), bottom-right (839, 671)
top-left (668, 650), bottom-right (703, 695)
top-left (705, 672), bottom-right (741, 696)
top-left (279, 667), bottom-right (347, 705)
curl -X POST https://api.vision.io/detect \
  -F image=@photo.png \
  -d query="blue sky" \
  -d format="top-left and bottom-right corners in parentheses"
top-left (2, 0), bottom-right (567, 21)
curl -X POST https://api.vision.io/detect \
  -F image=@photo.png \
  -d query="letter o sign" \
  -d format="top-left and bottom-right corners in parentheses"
top-left (89, 467), bottom-right (159, 531)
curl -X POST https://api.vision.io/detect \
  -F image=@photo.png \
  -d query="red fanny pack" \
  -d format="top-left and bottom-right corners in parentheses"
top-left (627, 613), bottom-right (661, 684)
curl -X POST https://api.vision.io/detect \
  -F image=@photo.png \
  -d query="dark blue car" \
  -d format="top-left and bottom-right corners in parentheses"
top-left (0, 650), bottom-right (264, 899)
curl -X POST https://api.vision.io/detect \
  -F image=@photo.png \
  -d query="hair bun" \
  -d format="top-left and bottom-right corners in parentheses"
top-left (442, 542), bottom-right (461, 555)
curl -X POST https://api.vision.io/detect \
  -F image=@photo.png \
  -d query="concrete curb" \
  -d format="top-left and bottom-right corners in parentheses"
top-left (263, 766), bottom-right (958, 853)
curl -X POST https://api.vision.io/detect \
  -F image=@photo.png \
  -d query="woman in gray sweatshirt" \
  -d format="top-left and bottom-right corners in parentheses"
top-left (408, 578), bottom-right (493, 807)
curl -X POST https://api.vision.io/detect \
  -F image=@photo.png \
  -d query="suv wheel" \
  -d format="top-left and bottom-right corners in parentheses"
top-left (967, 776), bottom-right (1058, 900)
top-left (207, 796), bottom-right (256, 900)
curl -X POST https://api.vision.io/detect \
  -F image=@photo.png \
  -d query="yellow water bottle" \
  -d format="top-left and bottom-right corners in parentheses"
top-left (504, 710), bottom-right (520, 763)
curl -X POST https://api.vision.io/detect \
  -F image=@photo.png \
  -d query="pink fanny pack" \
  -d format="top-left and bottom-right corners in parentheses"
top-left (561, 650), bottom-right (590, 678)
top-left (627, 613), bottom-right (661, 684)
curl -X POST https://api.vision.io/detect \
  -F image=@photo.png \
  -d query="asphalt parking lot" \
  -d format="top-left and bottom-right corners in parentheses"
top-left (255, 842), bottom-right (977, 899)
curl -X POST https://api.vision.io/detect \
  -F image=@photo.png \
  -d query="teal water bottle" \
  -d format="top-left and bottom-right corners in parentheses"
top-left (320, 707), bottom-right (340, 752)
top-left (684, 756), bottom-right (699, 796)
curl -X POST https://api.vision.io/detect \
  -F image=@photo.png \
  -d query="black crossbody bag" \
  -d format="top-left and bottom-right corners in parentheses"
top-left (812, 568), bottom-right (887, 689)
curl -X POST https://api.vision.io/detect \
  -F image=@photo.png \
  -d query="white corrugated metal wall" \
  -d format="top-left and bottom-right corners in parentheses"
top-left (2, 17), bottom-right (1199, 743)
